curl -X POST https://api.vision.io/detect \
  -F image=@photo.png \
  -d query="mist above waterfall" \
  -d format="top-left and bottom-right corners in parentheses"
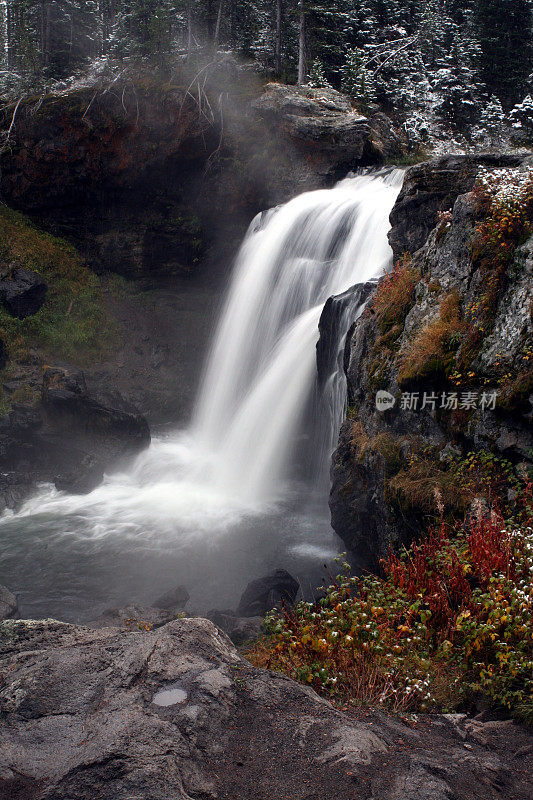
top-left (0, 170), bottom-right (403, 619)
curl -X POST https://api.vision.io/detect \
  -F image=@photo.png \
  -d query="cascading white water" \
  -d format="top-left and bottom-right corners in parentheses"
top-left (192, 169), bottom-right (404, 502)
top-left (2, 170), bottom-right (403, 532)
top-left (0, 169), bottom-right (404, 621)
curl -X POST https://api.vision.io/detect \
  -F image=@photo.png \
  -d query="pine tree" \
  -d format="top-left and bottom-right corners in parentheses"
top-left (474, 0), bottom-right (533, 107)
top-left (340, 46), bottom-right (375, 103)
top-left (510, 94), bottom-right (533, 134)
top-left (307, 56), bottom-right (330, 87)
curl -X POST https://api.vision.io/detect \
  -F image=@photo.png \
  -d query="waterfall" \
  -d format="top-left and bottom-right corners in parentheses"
top-left (4, 170), bottom-right (403, 531)
top-left (192, 169), bottom-right (404, 503)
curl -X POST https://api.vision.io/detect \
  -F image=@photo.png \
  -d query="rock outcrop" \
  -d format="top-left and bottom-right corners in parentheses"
top-left (42, 366), bottom-right (150, 460)
top-left (0, 366), bottom-right (150, 511)
top-left (0, 267), bottom-right (47, 319)
top-left (316, 281), bottom-right (376, 386)
top-left (236, 569), bottom-right (299, 617)
top-left (0, 74), bottom-right (402, 283)
top-left (388, 153), bottom-right (527, 259)
top-left (0, 617), bottom-right (531, 800)
top-left (330, 155), bottom-right (533, 568)
top-left (253, 84), bottom-right (401, 195)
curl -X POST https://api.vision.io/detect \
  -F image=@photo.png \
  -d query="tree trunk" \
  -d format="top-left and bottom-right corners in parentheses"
top-left (297, 1), bottom-right (307, 85)
top-left (206, 0), bottom-right (213, 39)
top-left (214, 0), bottom-right (223, 51)
top-left (40, 0), bottom-right (50, 67)
top-left (101, 0), bottom-right (116, 55)
top-left (275, 0), bottom-right (282, 74)
top-left (6, 0), bottom-right (14, 69)
top-left (187, 1), bottom-right (192, 59)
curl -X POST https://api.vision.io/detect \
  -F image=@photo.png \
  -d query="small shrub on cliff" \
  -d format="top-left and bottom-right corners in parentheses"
top-left (385, 447), bottom-right (523, 522)
top-left (398, 292), bottom-right (463, 388)
top-left (386, 457), bottom-right (468, 517)
top-left (248, 483), bottom-right (533, 721)
top-left (349, 423), bottom-right (404, 476)
top-left (370, 256), bottom-right (419, 335)
top-left (460, 168), bottom-right (533, 370)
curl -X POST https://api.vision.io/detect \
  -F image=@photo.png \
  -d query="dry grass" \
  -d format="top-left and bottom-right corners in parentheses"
top-left (398, 292), bottom-right (463, 388)
top-left (371, 256), bottom-right (419, 335)
top-left (386, 458), bottom-right (469, 517)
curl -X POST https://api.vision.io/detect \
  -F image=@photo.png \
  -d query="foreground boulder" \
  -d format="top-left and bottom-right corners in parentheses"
top-left (237, 569), bottom-right (299, 617)
top-left (86, 605), bottom-right (179, 631)
top-left (0, 618), bottom-right (531, 800)
top-left (0, 266), bottom-right (47, 319)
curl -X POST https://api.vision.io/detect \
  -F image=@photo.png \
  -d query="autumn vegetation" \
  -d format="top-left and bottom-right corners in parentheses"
top-left (248, 170), bottom-right (533, 724)
top-left (248, 481), bottom-right (533, 722)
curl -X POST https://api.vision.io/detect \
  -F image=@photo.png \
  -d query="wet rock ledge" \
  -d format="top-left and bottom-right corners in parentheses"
top-left (0, 616), bottom-right (531, 800)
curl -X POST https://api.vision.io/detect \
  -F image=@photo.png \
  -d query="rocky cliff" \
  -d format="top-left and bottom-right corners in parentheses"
top-left (330, 154), bottom-right (533, 569)
top-left (0, 616), bottom-right (531, 800)
top-left (0, 71), bottom-right (401, 284)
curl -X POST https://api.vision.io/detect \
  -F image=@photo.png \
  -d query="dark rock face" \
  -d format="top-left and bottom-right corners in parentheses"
top-left (54, 454), bottom-right (104, 495)
top-left (316, 281), bottom-right (376, 386)
top-left (237, 569), bottom-right (299, 617)
top-left (0, 367), bottom-right (150, 511)
top-left (388, 154), bottom-right (529, 259)
top-left (206, 609), bottom-right (263, 646)
top-left (0, 267), bottom-right (47, 318)
top-left (0, 585), bottom-right (18, 620)
top-left (0, 405), bottom-right (43, 512)
top-left (0, 77), bottom-right (401, 285)
top-left (153, 585), bottom-right (190, 611)
top-left (0, 618), bottom-right (531, 800)
top-left (330, 157), bottom-right (533, 568)
top-left (42, 366), bottom-right (150, 458)
top-left (0, 77), bottom-right (236, 283)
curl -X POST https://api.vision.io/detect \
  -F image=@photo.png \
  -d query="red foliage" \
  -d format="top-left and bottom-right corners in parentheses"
top-left (382, 480), bottom-right (532, 639)
top-left (467, 479), bottom-right (532, 585)
top-left (384, 524), bottom-right (471, 634)
top-left (467, 513), bottom-right (513, 584)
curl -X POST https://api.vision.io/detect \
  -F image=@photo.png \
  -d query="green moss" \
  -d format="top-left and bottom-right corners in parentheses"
top-left (386, 147), bottom-right (429, 167)
top-left (0, 204), bottom-right (112, 366)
